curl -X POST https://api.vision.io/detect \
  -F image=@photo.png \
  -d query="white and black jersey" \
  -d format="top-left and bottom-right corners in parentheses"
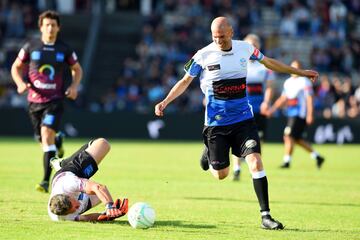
top-left (184, 40), bottom-right (265, 126)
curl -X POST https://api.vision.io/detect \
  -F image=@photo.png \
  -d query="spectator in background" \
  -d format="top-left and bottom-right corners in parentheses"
top-left (315, 74), bottom-right (334, 118)
top-left (5, 2), bottom-right (25, 38)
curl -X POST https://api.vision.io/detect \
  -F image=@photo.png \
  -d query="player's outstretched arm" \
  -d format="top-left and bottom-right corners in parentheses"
top-left (260, 57), bottom-right (319, 82)
top-left (155, 73), bottom-right (194, 116)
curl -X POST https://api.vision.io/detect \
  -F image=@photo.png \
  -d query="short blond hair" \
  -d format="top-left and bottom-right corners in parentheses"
top-left (49, 194), bottom-right (72, 215)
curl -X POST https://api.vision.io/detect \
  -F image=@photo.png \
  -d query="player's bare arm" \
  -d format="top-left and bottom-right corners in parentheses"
top-left (267, 94), bottom-right (287, 117)
top-left (65, 62), bottom-right (83, 100)
top-left (155, 73), bottom-right (194, 116)
top-left (11, 58), bottom-right (31, 94)
top-left (260, 80), bottom-right (274, 115)
top-left (260, 57), bottom-right (319, 82)
top-left (75, 213), bottom-right (103, 221)
top-left (306, 94), bottom-right (314, 125)
top-left (84, 179), bottom-right (121, 217)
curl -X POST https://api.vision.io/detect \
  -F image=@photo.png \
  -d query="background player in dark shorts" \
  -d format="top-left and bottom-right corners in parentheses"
top-left (11, 10), bottom-right (83, 193)
top-left (48, 138), bottom-right (128, 221)
top-left (267, 60), bottom-right (325, 169)
top-left (232, 33), bottom-right (275, 181)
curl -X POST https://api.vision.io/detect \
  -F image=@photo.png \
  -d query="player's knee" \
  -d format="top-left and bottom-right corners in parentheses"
top-left (246, 155), bottom-right (263, 172)
top-left (95, 138), bottom-right (111, 152)
top-left (211, 168), bottom-right (229, 180)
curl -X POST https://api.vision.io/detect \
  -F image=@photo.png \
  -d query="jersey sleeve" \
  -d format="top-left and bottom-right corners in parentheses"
top-left (247, 42), bottom-right (265, 61)
top-left (65, 46), bottom-right (79, 66)
top-left (62, 174), bottom-right (87, 193)
top-left (17, 42), bottom-right (30, 63)
top-left (184, 52), bottom-right (203, 77)
top-left (303, 78), bottom-right (314, 96)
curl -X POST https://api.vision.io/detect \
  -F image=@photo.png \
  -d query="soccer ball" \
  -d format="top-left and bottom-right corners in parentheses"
top-left (127, 202), bottom-right (156, 229)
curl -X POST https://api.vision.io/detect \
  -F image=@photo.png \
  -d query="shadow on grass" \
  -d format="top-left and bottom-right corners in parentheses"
top-left (96, 219), bottom-right (217, 230)
top-left (185, 196), bottom-right (360, 208)
top-left (284, 228), bottom-right (360, 234)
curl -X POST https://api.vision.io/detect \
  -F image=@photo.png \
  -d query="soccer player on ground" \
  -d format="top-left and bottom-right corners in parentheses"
top-left (11, 10), bottom-right (83, 193)
top-left (266, 60), bottom-right (325, 169)
top-left (155, 16), bottom-right (319, 230)
top-left (231, 33), bottom-right (275, 181)
top-left (48, 138), bottom-right (128, 221)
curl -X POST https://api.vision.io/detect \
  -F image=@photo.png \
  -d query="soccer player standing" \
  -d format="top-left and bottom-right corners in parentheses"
top-left (266, 60), bottom-right (325, 169)
top-left (155, 17), bottom-right (318, 230)
top-left (11, 10), bottom-right (83, 193)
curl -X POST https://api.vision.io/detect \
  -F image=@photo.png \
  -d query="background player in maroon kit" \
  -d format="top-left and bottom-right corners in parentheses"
top-left (11, 10), bottom-right (83, 193)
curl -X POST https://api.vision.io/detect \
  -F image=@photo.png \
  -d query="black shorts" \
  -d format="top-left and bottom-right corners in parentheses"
top-left (254, 113), bottom-right (267, 140)
top-left (284, 117), bottom-right (307, 140)
top-left (54, 141), bottom-right (98, 179)
top-left (203, 118), bottom-right (261, 170)
top-left (28, 100), bottom-right (64, 141)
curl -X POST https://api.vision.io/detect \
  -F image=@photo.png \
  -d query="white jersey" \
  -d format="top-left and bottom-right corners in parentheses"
top-left (184, 40), bottom-right (265, 126)
top-left (246, 61), bottom-right (275, 113)
top-left (48, 172), bottom-right (90, 221)
top-left (282, 76), bottom-right (313, 118)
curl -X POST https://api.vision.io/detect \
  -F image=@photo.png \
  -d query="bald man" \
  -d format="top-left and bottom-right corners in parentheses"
top-left (155, 17), bottom-right (318, 230)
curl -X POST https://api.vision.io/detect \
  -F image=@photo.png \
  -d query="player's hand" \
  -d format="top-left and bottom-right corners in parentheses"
top-left (17, 82), bottom-right (31, 94)
top-left (303, 70), bottom-right (319, 83)
top-left (65, 85), bottom-right (78, 100)
top-left (155, 101), bottom-right (167, 117)
top-left (262, 106), bottom-right (271, 118)
top-left (97, 199), bottom-right (129, 221)
top-left (114, 198), bottom-right (129, 216)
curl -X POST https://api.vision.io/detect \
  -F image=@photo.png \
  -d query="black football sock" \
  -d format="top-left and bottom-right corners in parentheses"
top-left (43, 151), bottom-right (56, 182)
top-left (252, 172), bottom-right (270, 213)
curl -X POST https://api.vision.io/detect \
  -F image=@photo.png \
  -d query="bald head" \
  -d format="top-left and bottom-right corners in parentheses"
top-left (211, 17), bottom-right (232, 32)
top-left (211, 17), bottom-right (233, 50)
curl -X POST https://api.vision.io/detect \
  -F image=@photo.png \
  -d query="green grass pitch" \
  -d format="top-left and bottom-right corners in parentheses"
top-left (0, 138), bottom-right (359, 240)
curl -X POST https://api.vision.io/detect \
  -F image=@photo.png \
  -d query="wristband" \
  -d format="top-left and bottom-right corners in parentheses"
top-left (105, 202), bottom-right (114, 209)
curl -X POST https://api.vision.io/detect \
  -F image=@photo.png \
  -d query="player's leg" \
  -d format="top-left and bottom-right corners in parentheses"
top-left (281, 117), bottom-right (297, 168)
top-left (204, 127), bottom-right (231, 180)
top-left (38, 102), bottom-right (64, 191)
top-left (232, 155), bottom-right (242, 181)
top-left (85, 138), bottom-right (111, 166)
top-left (55, 131), bottom-right (65, 158)
top-left (281, 134), bottom-right (294, 168)
top-left (38, 125), bottom-right (57, 192)
top-left (245, 153), bottom-right (283, 230)
top-left (295, 139), bottom-right (325, 168)
top-left (199, 145), bottom-right (210, 171)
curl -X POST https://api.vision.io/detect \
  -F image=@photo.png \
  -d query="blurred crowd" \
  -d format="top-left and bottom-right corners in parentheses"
top-left (100, 0), bottom-right (360, 119)
top-left (1, 0), bottom-right (360, 119)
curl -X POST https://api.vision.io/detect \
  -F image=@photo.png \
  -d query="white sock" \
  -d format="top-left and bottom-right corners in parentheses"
top-left (43, 144), bottom-right (56, 152)
top-left (233, 165), bottom-right (241, 172)
top-left (261, 211), bottom-right (270, 217)
top-left (283, 155), bottom-right (291, 163)
top-left (310, 151), bottom-right (319, 160)
top-left (252, 170), bottom-right (266, 179)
